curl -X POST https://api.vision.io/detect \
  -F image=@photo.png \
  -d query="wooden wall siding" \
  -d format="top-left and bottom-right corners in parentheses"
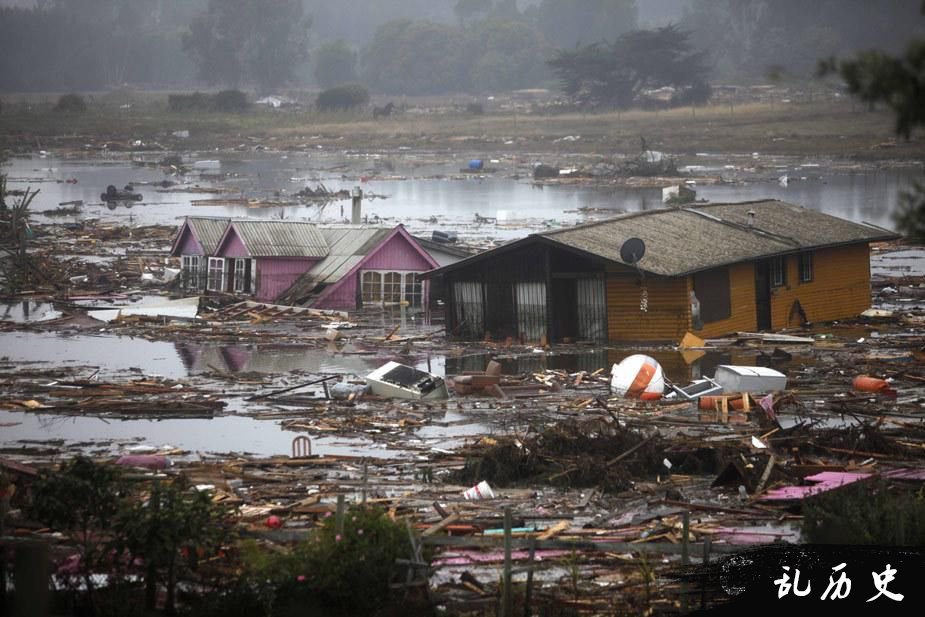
top-left (314, 231), bottom-right (437, 310)
top-left (217, 231), bottom-right (249, 258)
top-left (175, 226), bottom-right (204, 256)
top-left (768, 244), bottom-right (871, 329)
top-left (256, 258), bottom-right (318, 302)
top-left (606, 274), bottom-right (690, 342)
top-left (696, 244), bottom-right (872, 337)
top-left (697, 263), bottom-right (757, 338)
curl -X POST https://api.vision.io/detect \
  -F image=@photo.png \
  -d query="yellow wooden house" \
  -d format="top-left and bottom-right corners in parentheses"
top-left (426, 200), bottom-right (898, 343)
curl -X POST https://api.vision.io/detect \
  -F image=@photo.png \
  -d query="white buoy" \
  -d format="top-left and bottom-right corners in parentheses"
top-left (610, 354), bottom-right (665, 400)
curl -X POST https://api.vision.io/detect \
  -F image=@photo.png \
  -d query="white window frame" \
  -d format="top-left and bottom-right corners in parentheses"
top-left (182, 255), bottom-right (201, 289)
top-left (207, 257), bottom-right (225, 292)
top-left (233, 258), bottom-right (247, 293)
top-left (360, 270), bottom-right (425, 307)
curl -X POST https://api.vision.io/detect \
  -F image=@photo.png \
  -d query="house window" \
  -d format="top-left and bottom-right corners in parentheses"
top-left (693, 267), bottom-right (732, 324)
top-left (404, 273), bottom-right (423, 307)
top-left (233, 258), bottom-right (247, 293)
top-left (207, 257), bottom-right (225, 292)
top-left (361, 271), bottom-right (382, 303)
top-left (182, 255), bottom-right (201, 289)
top-left (361, 270), bottom-right (425, 307)
top-left (771, 257), bottom-right (786, 287)
top-left (799, 252), bottom-right (813, 283)
top-left (383, 272), bottom-right (403, 304)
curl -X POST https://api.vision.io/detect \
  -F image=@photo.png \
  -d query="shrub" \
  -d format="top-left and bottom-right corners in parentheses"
top-left (465, 102), bottom-right (484, 115)
top-left (315, 83), bottom-right (370, 112)
top-left (803, 478), bottom-right (925, 545)
top-left (54, 93), bottom-right (87, 113)
top-left (291, 505), bottom-right (415, 612)
top-left (168, 92), bottom-right (212, 112)
top-left (213, 89), bottom-right (249, 113)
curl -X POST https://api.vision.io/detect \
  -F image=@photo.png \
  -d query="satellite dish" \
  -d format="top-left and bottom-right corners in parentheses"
top-left (620, 237), bottom-right (646, 265)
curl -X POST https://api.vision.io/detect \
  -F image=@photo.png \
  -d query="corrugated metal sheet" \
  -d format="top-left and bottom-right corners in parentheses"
top-left (231, 221), bottom-right (329, 257)
top-left (185, 217), bottom-right (230, 255)
top-left (274, 227), bottom-right (392, 306)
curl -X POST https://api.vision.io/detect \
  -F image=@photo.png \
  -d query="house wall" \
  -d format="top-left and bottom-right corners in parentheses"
top-left (696, 263), bottom-right (757, 337)
top-left (218, 233), bottom-right (249, 258)
top-left (696, 244), bottom-right (872, 337)
top-left (257, 258), bottom-right (319, 302)
top-left (606, 269), bottom-right (691, 342)
top-left (314, 231), bottom-right (437, 310)
top-left (175, 227), bottom-right (204, 256)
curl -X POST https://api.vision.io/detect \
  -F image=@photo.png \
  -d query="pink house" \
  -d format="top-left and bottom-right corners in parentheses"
top-left (276, 225), bottom-right (439, 310)
top-left (168, 217), bottom-right (230, 290)
top-left (211, 220), bottom-right (328, 302)
top-left (170, 218), bottom-right (441, 308)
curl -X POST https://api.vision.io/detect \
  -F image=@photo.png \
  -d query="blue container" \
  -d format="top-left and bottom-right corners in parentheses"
top-left (468, 159), bottom-right (483, 170)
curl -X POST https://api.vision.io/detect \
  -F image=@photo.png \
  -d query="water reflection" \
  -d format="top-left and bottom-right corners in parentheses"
top-left (5, 153), bottom-right (918, 234)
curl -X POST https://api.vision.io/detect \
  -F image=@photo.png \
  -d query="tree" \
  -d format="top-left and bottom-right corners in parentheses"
top-left (454, 0), bottom-right (493, 26)
top-left (535, 0), bottom-right (638, 49)
top-left (468, 18), bottom-right (549, 92)
top-left (114, 479), bottom-right (232, 614)
top-left (548, 25), bottom-right (710, 108)
top-left (313, 40), bottom-right (358, 89)
top-left (183, 0), bottom-right (309, 91)
top-left (818, 1), bottom-right (925, 241)
top-left (362, 19), bottom-right (471, 95)
top-left (26, 457), bottom-right (127, 614)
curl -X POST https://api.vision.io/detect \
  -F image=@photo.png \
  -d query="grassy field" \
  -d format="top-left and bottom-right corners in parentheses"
top-left (1, 94), bottom-right (924, 160)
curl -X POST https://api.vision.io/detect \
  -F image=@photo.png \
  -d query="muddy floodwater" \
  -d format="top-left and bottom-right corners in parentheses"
top-left (5, 152), bottom-right (921, 235)
top-left (1, 150), bottom-right (921, 457)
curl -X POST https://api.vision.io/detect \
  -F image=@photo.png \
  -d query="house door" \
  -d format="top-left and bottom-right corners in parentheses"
top-left (754, 262), bottom-right (772, 330)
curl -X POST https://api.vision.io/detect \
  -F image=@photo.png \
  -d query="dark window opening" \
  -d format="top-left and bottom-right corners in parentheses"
top-left (799, 252), bottom-right (813, 283)
top-left (693, 267), bottom-right (732, 324)
top-left (771, 257), bottom-right (786, 287)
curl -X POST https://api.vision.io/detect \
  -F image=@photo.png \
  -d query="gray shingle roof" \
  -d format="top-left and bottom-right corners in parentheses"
top-left (229, 220), bottom-right (329, 257)
top-left (428, 200), bottom-right (898, 278)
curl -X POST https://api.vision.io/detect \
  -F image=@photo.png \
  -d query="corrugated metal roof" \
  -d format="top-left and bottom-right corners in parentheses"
top-left (540, 200), bottom-right (897, 277)
top-left (186, 217), bottom-right (230, 255)
top-left (274, 227), bottom-right (392, 305)
top-left (230, 220), bottom-right (329, 257)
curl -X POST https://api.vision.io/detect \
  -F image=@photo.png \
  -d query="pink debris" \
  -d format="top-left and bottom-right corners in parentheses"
top-left (115, 455), bottom-right (169, 470)
top-left (761, 468), bottom-right (925, 502)
top-left (433, 549), bottom-right (570, 567)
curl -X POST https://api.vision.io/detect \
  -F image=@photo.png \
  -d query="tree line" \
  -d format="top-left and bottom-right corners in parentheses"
top-left (0, 0), bottom-right (923, 106)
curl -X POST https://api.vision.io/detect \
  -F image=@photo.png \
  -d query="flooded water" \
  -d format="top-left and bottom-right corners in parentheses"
top-left (1, 149), bottom-right (917, 456)
top-left (5, 153), bottom-right (920, 237)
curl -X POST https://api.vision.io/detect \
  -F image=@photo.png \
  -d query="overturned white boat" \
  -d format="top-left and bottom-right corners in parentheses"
top-left (365, 361), bottom-right (449, 400)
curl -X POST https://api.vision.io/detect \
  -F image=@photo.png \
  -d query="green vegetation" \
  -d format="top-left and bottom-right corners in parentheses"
top-left (803, 478), bottom-right (925, 545)
top-left (316, 84), bottom-right (370, 111)
top-left (818, 1), bottom-right (925, 241)
top-left (547, 25), bottom-right (710, 109)
top-left (168, 90), bottom-right (249, 113)
top-left (25, 457), bottom-right (234, 616)
top-left (314, 40), bottom-right (359, 89)
top-left (53, 93), bottom-right (87, 113)
top-left (183, 0), bottom-right (309, 92)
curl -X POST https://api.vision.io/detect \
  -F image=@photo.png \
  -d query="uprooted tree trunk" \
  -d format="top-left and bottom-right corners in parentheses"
top-left (0, 173), bottom-right (44, 294)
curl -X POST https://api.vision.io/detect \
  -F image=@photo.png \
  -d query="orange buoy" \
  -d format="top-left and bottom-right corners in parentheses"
top-left (640, 391), bottom-right (663, 401)
top-left (852, 375), bottom-right (889, 392)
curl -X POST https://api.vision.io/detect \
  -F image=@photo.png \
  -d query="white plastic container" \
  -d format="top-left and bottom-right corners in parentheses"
top-left (713, 365), bottom-right (787, 393)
